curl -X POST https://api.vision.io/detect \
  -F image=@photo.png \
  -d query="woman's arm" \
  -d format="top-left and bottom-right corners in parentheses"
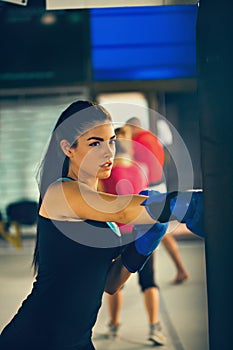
top-left (40, 180), bottom-right (155, 225)
top-left (40, 181), bottom-right (204, 238)
top-left (104, 256), bottom-right (131, 295)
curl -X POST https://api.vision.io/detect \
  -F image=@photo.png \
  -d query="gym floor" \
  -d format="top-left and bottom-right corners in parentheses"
top-left (0, 237), bottom-right (208, 350)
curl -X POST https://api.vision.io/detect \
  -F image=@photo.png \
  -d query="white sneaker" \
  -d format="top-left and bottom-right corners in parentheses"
top-left (105, 323), bottom-right (120, 339)
top-left (148, 322), bottom-right (166, 346)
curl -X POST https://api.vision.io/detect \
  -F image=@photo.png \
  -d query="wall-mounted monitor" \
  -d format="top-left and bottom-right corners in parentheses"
top-left (90, 5), bottom-right (198, 81)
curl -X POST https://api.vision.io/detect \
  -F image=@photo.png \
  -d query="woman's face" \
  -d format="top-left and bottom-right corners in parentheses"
top-left (68, 121), bottom-right (116, 181)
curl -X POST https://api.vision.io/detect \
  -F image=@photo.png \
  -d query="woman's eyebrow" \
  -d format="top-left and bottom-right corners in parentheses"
top-left (87, 135), bottom-right (116, 141)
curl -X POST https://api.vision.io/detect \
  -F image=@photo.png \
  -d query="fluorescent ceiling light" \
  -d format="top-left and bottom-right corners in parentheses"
top-left (46, 0), bottom-right (198, 10)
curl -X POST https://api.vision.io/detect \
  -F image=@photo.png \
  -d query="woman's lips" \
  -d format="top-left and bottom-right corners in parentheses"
top-left (99, 161), bottom-right (113, 169)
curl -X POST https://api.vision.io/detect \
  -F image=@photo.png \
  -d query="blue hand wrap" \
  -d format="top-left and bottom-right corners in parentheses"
top-left (140, 190), bottom-right (178, 222)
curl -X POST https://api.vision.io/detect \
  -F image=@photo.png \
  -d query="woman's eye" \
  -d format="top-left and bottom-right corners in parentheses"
top-left (109, 139), bottom-right (116, 145)
top-left (89, 141), bottom-right (100, 147)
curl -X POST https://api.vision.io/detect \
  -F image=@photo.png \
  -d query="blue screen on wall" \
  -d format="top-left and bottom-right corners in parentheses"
top-left (90, 5), bottom-right (198, 81)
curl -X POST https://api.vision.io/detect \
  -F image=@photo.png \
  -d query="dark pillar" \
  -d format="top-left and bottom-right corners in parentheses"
top-left (197, 1), bottom-right (233, 349)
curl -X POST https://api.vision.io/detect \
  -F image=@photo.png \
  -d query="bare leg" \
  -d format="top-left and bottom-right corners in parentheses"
top-left (162, 234), bottom-right (189, 284)
top-left (144, 287), bottom-right (167, 345)
top-left (143, 287), bottom-right (159, 324)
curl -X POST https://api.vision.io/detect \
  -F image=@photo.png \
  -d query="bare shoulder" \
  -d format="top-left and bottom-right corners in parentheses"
top-left (40, 180), bottom-right (84, 220)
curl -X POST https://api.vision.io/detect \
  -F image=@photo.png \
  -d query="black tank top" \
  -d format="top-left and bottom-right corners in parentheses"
top-left (1, 216), bottom-right (121, 349)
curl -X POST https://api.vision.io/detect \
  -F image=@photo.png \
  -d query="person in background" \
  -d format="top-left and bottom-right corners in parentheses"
top-left (125, 118), bottom-right (189, 284)
top-left (99, 127), bottom-right (167, 345)
top-left (125, 117), bottom-right (165, 192)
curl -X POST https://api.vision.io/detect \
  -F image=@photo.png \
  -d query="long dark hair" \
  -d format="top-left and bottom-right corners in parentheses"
top-left (32, 100), bottom-right (112, 273)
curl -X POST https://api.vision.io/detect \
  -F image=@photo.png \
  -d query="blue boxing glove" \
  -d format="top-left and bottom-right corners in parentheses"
top-left (140, 190), bottom-right (204, 238)
top-left (121, 222), bottom-right (168, 273)
top-left (172, 191), bottom-right (204, 238)
top-left (135, 222), bottom-right (168, 255)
